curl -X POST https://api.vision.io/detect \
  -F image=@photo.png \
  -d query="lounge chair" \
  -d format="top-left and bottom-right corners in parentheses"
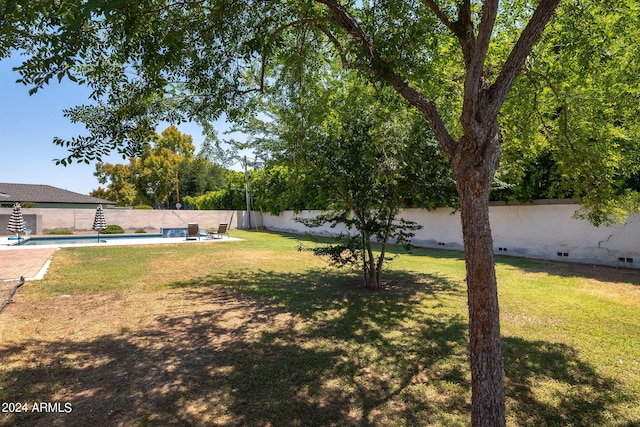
top-left (207, 223), bottom-right (229, 239)
top-left (23, 220), bottom-right (32, 237)
top-left (186, 223), bottom-right (200, 241)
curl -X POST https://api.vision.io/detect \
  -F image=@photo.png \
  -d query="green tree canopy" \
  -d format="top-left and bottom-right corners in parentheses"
top-left (92, 162), bottom-right (138, 206)
top-left (183, 170), bottom-right (246, 210)
top-left (293, 103), bottom-right (437, 289)
top-left (93, 125), bottom-right (227, 207)
top-left (497, 1), bottom-right (640, 224)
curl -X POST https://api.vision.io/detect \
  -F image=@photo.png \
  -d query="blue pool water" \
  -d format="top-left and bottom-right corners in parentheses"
top-left (21, 233), bottom-right (165, 246)
top-left (160, 227), bottom-right (189, 238)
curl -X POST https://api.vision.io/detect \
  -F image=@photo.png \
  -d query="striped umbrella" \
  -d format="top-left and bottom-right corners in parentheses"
top-left (7, 203), bottom-right (26, 244)
top-left (92, 204), bottom-right (107, 242)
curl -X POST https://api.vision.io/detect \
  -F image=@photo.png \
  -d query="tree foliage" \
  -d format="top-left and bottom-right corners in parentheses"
top-left (236, 69), bottom-right (457, 288)
top-left (93, 125), bottom-right (227, 207)
top-left (497, 1), bottom-right (640, 224)
top-left (249, 165), bottom-right (325, 214)
top-left (309, 89), bottom-right (455, 288)
top-left (182, 170), bottom-right (246, 210)
top-left (293, 110), bottom-right (427, 289)
top-left (91, 162), bottom-right (138, 206)
top-left (10, 1), bottom-right (640, 219)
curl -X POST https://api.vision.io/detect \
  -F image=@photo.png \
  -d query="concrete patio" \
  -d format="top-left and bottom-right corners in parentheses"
top-left (0, 247), bottom-right (57, 281)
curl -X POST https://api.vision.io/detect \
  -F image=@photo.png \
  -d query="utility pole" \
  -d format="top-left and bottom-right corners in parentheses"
top-left (244, 156), bottom-right (251, 229)
top-left (175, 170), bottom-right (181, 209)
top-left (175, 171), bottom-right (180, 203)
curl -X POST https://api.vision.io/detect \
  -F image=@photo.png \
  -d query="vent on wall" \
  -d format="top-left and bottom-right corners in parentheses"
top-left (498, 247), bottom-right (508, 252)
top-left (618, 257), bottom-right (634, 264)
top-left (438, 242), bottom-right (446, 246)
top-left (557, 252), bottom-right (569, 257)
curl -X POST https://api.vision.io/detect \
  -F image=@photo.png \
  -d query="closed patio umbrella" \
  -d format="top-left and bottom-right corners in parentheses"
top-left (7, 203), bottom-right (26, 244)
top-left (92, 204), bottom-right (107, 242)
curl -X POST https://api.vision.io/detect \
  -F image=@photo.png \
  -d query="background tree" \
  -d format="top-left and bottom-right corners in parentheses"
top-left (491, 148), bottom-right (569, 202)
top-left (9, 1), bottom-right (640, 424)
top-left (177, 156), bottom-right (227, 202)
top-left (497, 1), bottom-right (640, 225)
top-left (182, 170), bottom-right (247, 210)
top-left (93, 125), bottom-right (229, 207)
top-left (248, 165), bottom-right (323, 214)
top-left (137, 126), bottom-right (194, 208)
top-left (92, 162), bottom-right (138, 206)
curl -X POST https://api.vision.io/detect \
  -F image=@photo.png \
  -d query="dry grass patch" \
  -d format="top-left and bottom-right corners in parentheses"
top-left (0, 231), bottom-right (638, 426)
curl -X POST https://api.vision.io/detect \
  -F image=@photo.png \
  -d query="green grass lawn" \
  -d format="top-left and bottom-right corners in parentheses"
top-left (2, 230), bottom-right (639, 426)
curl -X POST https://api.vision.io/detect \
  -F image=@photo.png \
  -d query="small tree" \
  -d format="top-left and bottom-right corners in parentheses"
top-left (298, 212), bottom-right (422, 290)
top-left (270, 79), bottom-right (456, 289)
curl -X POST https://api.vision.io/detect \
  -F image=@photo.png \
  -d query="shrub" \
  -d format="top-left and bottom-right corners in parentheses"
top-left (102, 224), bottom-right (125, 234)
top-left (134, 205), bottom-right (153, 210)
top-left (134, 228), bottom-right (147, 233)
top-left (45, 229), bottom-right (73, 235)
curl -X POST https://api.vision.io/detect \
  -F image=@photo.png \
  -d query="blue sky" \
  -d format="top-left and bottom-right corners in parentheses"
top-left (1, 54), bottom-right (239, 195)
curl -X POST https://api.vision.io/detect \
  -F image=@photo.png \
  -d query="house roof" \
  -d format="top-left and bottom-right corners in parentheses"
top-left (0, 183), bottom-right (116, 205)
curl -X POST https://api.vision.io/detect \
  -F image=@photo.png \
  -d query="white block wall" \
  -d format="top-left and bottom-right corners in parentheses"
top-left (3, 201), bottom-right (639, 269)
top-left (260, 201), bottom-right (640, 269)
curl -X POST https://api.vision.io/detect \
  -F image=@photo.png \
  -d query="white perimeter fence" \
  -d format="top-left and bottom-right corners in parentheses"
top-left (258, 200), bottom-right (640, 269)
top-left (1, 200), bottom-right (638, 269)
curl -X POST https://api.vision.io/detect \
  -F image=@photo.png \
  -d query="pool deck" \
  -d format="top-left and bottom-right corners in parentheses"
top-left (0, 234), bottom-right (240, 281)
top-left (0, 247), bottom-right (58, 281)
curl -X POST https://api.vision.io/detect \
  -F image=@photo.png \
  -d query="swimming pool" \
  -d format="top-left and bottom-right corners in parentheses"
top-left (20, 233), bottom-right (166, 246)
top-left (17, 227), bottom-right (199, 246)
top-left (3, 227), bottom-right (233, 248)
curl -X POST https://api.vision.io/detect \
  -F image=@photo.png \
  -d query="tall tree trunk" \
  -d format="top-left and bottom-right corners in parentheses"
top-left (452, 129), bottom-right (505, 427)
top-left (362, 231), bottom-right (378, 289)
top-left (313, 1), bottom-right (561, 424)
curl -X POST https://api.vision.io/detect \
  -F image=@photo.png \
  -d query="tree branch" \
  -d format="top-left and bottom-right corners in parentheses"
top-left (270, 17), bottom-right (328, 41)
top-left (455, 0), bottom-right (476, 66)
top-left (421, 0), bottom-right (453, 29)
top-left (314, 0), bottom-right (457, 155)
top-left (471, 0), bottom-right (498, 82)
top-left (462, 0), bottom-right (498, 124)
top-left (319, 26), bottom-right (351, 69)
top-left (313, 0), bottom-right (374, 61)
top-left (487, 0), bottom-right (561, 118)
top-left (524, 69), bottom-right (575, 151)
top-left (388, 75), bottom-right (457, 156)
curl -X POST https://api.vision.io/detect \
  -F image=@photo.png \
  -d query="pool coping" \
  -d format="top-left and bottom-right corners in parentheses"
top-left (0, 234), bottom-right (241, 249)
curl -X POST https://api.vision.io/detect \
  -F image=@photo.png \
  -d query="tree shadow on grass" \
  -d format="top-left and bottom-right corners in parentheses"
top-left (272, 230), bottom-right (640, 288)
top-left (172, 267), bottom-right (473, 425)
top-left (504, 336), bottom-right (639, 426)
top-left (2, 267), bottom-right (636, 426)
top-left (0, 268), bottom-right (471, 426)
top-left (0, 301), bottom-right (346, 426)
top-left (172, 266), bottom-right (463, 313)
top-left (495, 254), bottom-right (640, 286)
top-left (169, 267), bottom-right (639, 425)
